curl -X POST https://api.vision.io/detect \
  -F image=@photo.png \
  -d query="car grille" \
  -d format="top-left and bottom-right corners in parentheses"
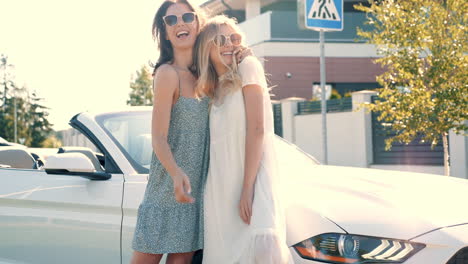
top-left (447, 247), bottom-right (468, 264)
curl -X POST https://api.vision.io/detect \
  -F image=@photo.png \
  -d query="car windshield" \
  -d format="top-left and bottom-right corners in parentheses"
top-left (96, 110), bottom-right (152, 174)
top-left (95, 109), bottom-right (319, 174)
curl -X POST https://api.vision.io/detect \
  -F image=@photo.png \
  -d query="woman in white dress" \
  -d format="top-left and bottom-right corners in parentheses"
top-left (192, 16), bottom-right (293, 264)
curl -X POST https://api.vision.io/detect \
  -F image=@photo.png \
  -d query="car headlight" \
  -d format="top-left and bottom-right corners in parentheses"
top-left (293, 233), bottom-right (425, 263)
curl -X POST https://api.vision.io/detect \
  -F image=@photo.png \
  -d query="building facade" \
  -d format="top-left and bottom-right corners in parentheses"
top-left (201, 0), bottom-right (383, 100)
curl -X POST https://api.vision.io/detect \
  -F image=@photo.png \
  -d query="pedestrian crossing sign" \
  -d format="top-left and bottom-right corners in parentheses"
top-left (302, 0), bottom-right (344, 31)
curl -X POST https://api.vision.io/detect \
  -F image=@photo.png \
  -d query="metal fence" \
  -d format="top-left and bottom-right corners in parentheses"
top-left (272, 103), bottom-right (283, 137)
top-left (370, 95), bottom-right (444, 165)
top-left (297, 97), bottom-right (352, 115)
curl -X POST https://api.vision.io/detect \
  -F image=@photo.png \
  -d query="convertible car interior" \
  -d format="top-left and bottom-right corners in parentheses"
top-left (0, 146), bottom-right (39, 169)
top-left (0, 144), bottom-right (103, 171)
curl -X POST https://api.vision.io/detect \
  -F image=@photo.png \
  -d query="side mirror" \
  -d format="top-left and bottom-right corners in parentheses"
top-left (45, 153), bottom-right (111, 180)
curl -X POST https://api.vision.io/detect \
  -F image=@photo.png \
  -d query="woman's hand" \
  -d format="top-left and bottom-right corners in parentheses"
top-left (172, 168), bottom-right (194, 203)
top-left (234, 46), bottom-right (254, 63)
top-left (239, 186), bottom-right (254, 225)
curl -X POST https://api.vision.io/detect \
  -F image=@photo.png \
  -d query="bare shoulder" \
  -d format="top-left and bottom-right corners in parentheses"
top-left (154, 64), bottom-right (178, 81)
top-left (153, 64), bottom-right (178, 93)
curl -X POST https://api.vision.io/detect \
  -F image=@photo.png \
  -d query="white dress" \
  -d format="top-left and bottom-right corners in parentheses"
top-left (203, 57), bottom-right (293, 264)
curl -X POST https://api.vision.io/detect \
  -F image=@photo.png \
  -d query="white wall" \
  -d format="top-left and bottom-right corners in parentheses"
top-left (251, 42), bottom-right (379, 58)
top-left (449, 122), bottom-right (468, 179)
top-left (238, 11), bottom-right (271, 46)
top-left (295, 111), bottom-right (364, 166)
top-left (245, 0), bottom-right (261, 19)
top-left (293, 91), bottom-right (375, 167)
top-left (281, 91), bottom-right (467, 178)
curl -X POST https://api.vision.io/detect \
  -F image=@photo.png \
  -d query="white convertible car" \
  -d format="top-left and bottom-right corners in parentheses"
top-left (0, 108), bottom-right (467, 264)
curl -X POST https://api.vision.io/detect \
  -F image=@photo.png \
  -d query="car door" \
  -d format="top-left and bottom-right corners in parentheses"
top-left (0, 169), bottom-right (123, 264)
top-left (121, 173), bottom-right (152, 264)
top-left (0, 124), bottom-right (124, 264)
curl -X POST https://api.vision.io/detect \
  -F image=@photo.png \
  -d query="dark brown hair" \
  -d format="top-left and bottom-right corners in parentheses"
top-left (151, 0), bottom-right (206, 73)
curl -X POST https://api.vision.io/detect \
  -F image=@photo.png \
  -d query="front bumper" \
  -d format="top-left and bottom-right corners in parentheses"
top-left (289, 223), bottom-right (468, 264)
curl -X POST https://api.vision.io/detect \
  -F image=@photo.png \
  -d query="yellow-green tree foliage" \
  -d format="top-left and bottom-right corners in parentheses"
top-left (355, 0), bottom-right (467, 151)
top-left (127, 65), bottom-right (153, 106)
top-left (42, 134), bottom-right (62, 148)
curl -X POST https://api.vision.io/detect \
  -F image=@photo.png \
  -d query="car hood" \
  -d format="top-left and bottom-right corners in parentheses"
top-left (282, 165), bottom-right (468, 240)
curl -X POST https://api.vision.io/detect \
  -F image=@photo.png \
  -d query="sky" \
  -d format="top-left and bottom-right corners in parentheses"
top-left (0, 0), bottom-right (206, 131)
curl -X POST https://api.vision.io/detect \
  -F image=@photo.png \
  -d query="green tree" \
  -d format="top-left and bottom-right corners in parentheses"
top-left (27, 91), bottom-right (54, 147)
top-left (1, 54), bottom-right (15, 111)
top-left (355, 0), bottom-right (468, 176)
top-left (0, 54), bottom-right (15, 137)
top-left (127, 65), bottom-right (153, 106)
top-left (42, 133), bottom-right (62, 148)
top-left (0, 86), bottom-right (30, 144)
top-left (1, 98), bottom-right (32, 144)
top-left (0, 55), bottom-right (54, 147)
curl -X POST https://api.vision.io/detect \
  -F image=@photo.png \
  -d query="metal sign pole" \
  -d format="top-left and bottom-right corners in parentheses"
top-left (14, 97), bottom-right (17, 143)
top-left (299, 0), bottom-right (343, 165)
top-left (319, 29), bottom-right (328, 165)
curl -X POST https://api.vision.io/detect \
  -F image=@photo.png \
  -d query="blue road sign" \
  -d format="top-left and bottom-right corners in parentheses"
top-left (304, 0), bottom-right (343, 31)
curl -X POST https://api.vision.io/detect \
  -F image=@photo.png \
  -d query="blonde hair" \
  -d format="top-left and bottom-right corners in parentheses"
top-left (192, 15), bottom-right (245, 102)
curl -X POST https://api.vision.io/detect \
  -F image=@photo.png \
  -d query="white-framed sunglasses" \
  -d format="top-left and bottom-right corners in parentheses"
top-left (213, 33), bottom-right (242, 47)
top-left (163, 12), bottom-right (196, 26)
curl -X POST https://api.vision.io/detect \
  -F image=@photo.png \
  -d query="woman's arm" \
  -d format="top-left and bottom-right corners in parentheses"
top-left (239, 83), bottom-right (264, 224)
top-left (152, 65), bottom-right (194, 203)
